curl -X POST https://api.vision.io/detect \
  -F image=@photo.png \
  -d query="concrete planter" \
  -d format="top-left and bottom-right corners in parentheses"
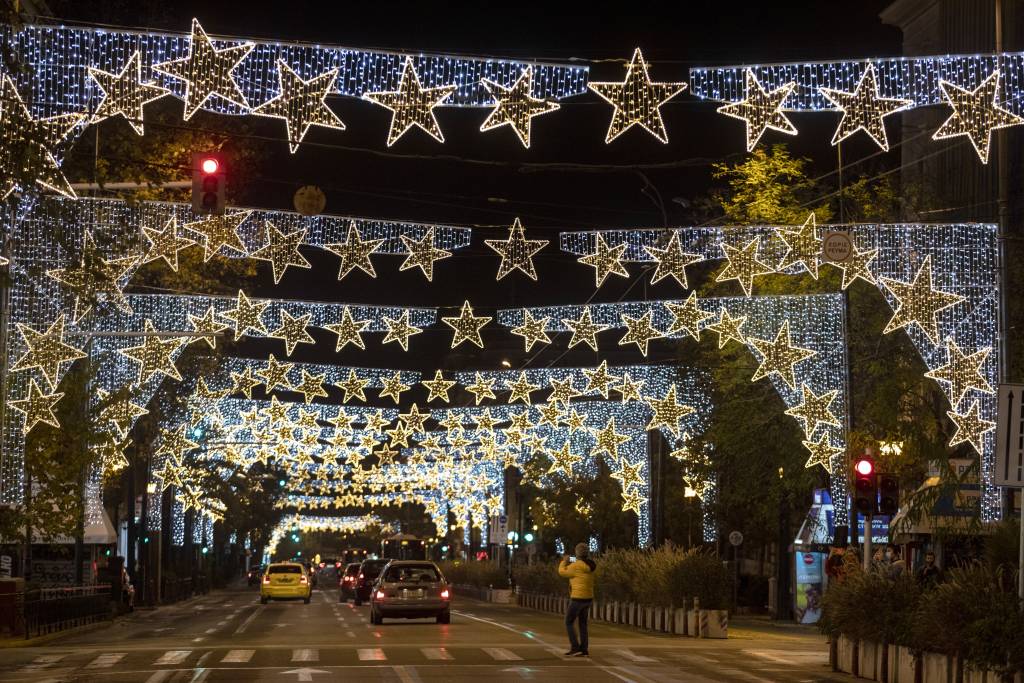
top-left (835, 635), bottom-right (857, 674)
top-left (673, 607), bottom-right (687, 636)
top-left (920, 652), bottom-right (951, 683)
top-left (686, 609), bottom-right (699, 637)
top-left (699, 609), bottom-right (728, 639)
top-left (857, 640), bottom-right (881, 680)
top-left (489, 589), bottom-right (513, 604)
top-left (888, 644), bottom-right (916, 683)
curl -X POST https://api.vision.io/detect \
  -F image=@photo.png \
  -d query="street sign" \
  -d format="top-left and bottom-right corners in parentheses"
top-left (728, 530), bottom-right (743, 546)
top-left (488, 514), bottom-right (509, 545)
top-left (995, 383), bottom-right (1024, 487)
top-left (821, 231), bottom-right (853, 263)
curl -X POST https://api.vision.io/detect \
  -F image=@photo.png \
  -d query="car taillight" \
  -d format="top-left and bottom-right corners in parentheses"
top-left (300, 575), bottom-right (308, 584)
top-left (358, 573), bottom-right (364, 579)
top-left (319, 563), bottom-right (325, 568)
top-left (335, 562), bottom-right (341, 568)
top-left (375, 590), bottom-right (385, 600)
top-left (441, 588), bottom-right (450, 599)
top-left (262, 576), bottom-right (270, 584)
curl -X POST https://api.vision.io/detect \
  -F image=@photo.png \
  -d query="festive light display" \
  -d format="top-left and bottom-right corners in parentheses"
top-left (947, 400), bottom-right (996, 455)
top-left (618, 311), bottom-right (662, 356)
top-left (880, 255), bottom-right (965, 346)
top-left (775, 214), bottom-right (821, 280)
top-left (933, 71), bottom-right (1023, 164)
top-left (645, 233), bottom-right (703, 289)
top-left (485, 218), bottom-right (548, 281)
top-left (587, 48), bottom-right (687, 144)
top-left (924, 341), bottom-right (994, 411)
top-left (716, 236), bottom-right (776, 297)
top-left (363, 57), bottom-right (456, 146)
top-left (252, 60), bottom-right (345, 153)
top-left (480, 67), bottom-right (560, 148)
top-left (747, 320), bottom-right (817, 391)
top-left (324, 223), bottom-right (384, 281)
top-left (578, 233), bottom-right (630, 288)
top-left (716, 70), bottom-right (798, 151)
top-left (251, 221), bottom-right (312, 284)
top-left (398, 227), bottom-right (453, 281)
top-left (87, 50), bottom-right (170, 135)
top-left (9, 379), bottom-right (64, 434)
top-left (442, 301), bottom-right (491, 349)
top-left (819, 65), bottom-right (913, 151)
top-left (11, 314), bottom-right (86, 391)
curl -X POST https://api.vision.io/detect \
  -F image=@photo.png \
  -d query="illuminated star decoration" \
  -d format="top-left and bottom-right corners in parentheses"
top-left (118, 320), bottom-right (186, 383)
top-left (802, 433), bottom-right (843, 474)
top-left (187, 306), bottom-right (229, 349)
top-left (616, 372), bottom-right (645, 402)
top-left (820, 64), bottom-right (913, 151)
top-left (578, 233), bottom-right (629, 288)
top-left (563, 307), bottom-right (610, 352)
top-left (546, 442), bottom-right (581, 478)
top-left (924, 340), bottom-right (994, 408)
top-left (706, 308), bottom-right (747, 349)
top-left (363, 57), bottom-right (456, 146)
top-left (442, 301), bottom-right (491, 349)
top-left (582, 360), bottom-right (615, 399)
top-left (588, 47), bottom-right (687, 143)
top-left (88, 50), bottom-right (170, 135)
top-left (645, 232), bottom-right (702, 288)
top-left (398, 227), bottom-right (452, 281)
top-left (834, 244), bottom-right (878, 290)
top-left (46, 231), bottom-right (136, 323)
top-left (485, 218), bottom-right (548, 281)
top-left (253, 60), bottom-right (344, 152)
top-left (618, 310), bottom-right (663, 356)
top-left (665, 291), bottom-right (715, 342)
top-left (324, 223), bottom-right (384, 280)
top-left (324, 306), bottom-right (370, 351)
top-left (381, 310), bottom-right (422, 351)
top-left (11, 314), bottom-right (86, 390)
top-left (269, 309), bottom-right (315, 356)
top-left (220, 290), bottom-right (270, 340)
top-left (880, 255), bottom-right (965, 345)
top-left (251, 221), bottom-right (311, 284)
top-left (422, 370), bottom-right (456, 403)
top-left (507, 372), bottom-right (540, 405)
top-left (621, 489), bottom-right (644, 516)
top-left (465, 373), bottom-right (497, 405)
top-left (593, 416), bottom-right (630, 460)
top-left (748, 320), bottom-right (816, 391)
top-left (257, 354), bottom-right (293, 393)
top-left (717, 69), bottom-right (798, 151)
top-left (337, 370), bottom-right (369, 403)
top-left (716, 236), bottom-right (774, 297)
top-left (946, 400), bottom-right (996, 455)
top-left (10, 378), bottom-right (64, 434)
top-left (645, 385), bottom-right (694, 438)
top-left (141, 216), bottom-right (196, 272)
top-left (933, 70), bottom-right (1024, 164)
top-left (231, 366), bottom-right (261, 398)
top-left (480, 67), bottom-right (560, 148)
top-left (775, 213), bottom-right (820, 279)
top-left (0, 75), bottom-right (84, 199)
top-left (153, 18), bottom-right (255, 120)
top-left (184, 211), bottom-right (251, 261)
top-left (784, 384), bottom-right (841, 436)
top-left (295, 370), bottom-right (328, 404)
top-left (611, 458), bottom-right (645, 491)
top-left (511, 309), bottom-right (552, 352)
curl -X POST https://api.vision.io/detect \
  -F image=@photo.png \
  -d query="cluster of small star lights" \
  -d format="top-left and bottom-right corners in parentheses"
top-left (265, 514), bottom-right (392, 558)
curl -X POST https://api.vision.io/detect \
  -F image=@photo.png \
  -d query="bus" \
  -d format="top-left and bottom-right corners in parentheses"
top-left (381, 533), bottom-right (426, 560)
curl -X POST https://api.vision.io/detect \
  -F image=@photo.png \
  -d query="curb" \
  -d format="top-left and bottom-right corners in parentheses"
top-left (0, 619), bottom-right (113, 648)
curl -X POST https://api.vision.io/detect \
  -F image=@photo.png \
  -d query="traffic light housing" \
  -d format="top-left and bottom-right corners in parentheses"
top-left (853, 456), bottom-right (877, 516)
top-left (192, 152), bottom-right (225, 215)
top-left (877, 474), bottom-right (900, 516)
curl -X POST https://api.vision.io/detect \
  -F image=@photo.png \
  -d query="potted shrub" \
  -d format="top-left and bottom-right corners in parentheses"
top-left (669, 551), bottom-right (731, 638)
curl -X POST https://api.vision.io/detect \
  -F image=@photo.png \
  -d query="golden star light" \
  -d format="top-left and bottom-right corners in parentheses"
top-left (423, 370), bottom-right (456, 403)
top-left (184, 211), bottom-right (251, 261)
top-left (775, 213), bottom-right (820, 279)
top-left (378, 371), bottom-right (411, 404)
top-left (268, 309), bottom-right (315, 356)
top-left (933, 70), bottom-right (1024, 164)
top-left (400, 404), bottom-right (429, 433)
top-left (593, 416), bottom-right (630, 461)
top-left (97, 388), bottom-right (149, 439)
top-left (465, 373), bottom-right (497, 405)
top-left (443, 300), bottom-right (491, 349)
top-left (615, 372), bottom-right (645, 402)
top-left (947, 400), bottom-right (995, 454)
top-left (925, 340), bottom-right (994, 408)
top-left (153, 18), bottom-right (254, 120)
top-left (562, 409), bottom-right (589, 435)
top-left (645, 232), bottom-right (702, 288)
top-left (834, 245), bottom-right (878, 290)
top-left (785, 384), bottom-right (841, 436)
top-left (645, 385), bottom-right (695, 438)
top-left (546, 442), bottom-right (581, 478)
top-left (119, 320), bottom-right (186, 383)
top-left (88, 50), bottom-right (170, 135)
top-left (256, 354), bottom-right (294, 393)
top-left (748, 320), bottom-right (816, 390)
top-left (253, 60), bottom-right (344, 152)
top-left (664, 291), bottom-right (714, 342)
top-left (620, 488), bottom-right (644, 516)
top-left (11, 314), bottom-right (86, 391)
top-left (485, 218), bottom-right (548, 281)
top-left (618, 310), bottom-right (662, 356)
top-left (363, 57), bottom-right (455, 146)
top-left (398, 227), bottom-right (452, 281)
top-left (802, 433), bottom-right (843, 474)
top-left (563, 307), bottom-right (609, 352)
top-left (582, 360), bottom-right (615, 399)
top-left (156, 424), bottom-right (200, 460)
top-left (480, 67), bottom-right (560, 148)
top-left (324, 223), bottom-right (384, 280)
top-left (548, 377), bottom-right (581, 408)
top-left (381, 310), bottom-right (422, 351)
top-left (46, 231), bottom-right (135, 323)
top-left (611, 458), bottom-right (645, 490)
top-left (820, 65), bottom-right (913, 151)
top-left (705, 308), bottom-right (747, 349)
top-left (588, 48), bottom-right (686, 144)
top-left (187, 306), bottom-right (229, 349)
top-left (510, 309), bottom-right (551, 351)
top-left (578, 233), bottom-right (629, 288)
top-left (880, 256), bottom-right (965, 345)
top-left (717, 69), bottom-right (798, 151)
top-left (295, 370), bottom-right (328, 404)
top-left (220, 290), bottom-right (270, 340)
top-left (324, 306), bottom-right (370, 352)
top-left (716, 236), bottom-right (774, 296)
top-left (506, 372), bottom-right (540, 405)
top-left (10, 379), bottom-right (63, 434)
top-left (231, 366), bottom-right (261, 398)
top-left (252, 221), bottom-right (311, 284)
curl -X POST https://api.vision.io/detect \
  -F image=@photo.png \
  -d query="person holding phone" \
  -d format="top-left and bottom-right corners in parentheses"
top-left (558, 543), bottom-right (596, 656)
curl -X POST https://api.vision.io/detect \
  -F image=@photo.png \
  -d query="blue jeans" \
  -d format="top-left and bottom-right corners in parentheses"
top-left (565, 598), bottom-right (591, 652)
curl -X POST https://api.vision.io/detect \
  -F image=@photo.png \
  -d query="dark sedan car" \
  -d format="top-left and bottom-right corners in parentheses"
top-left (339, 563), bottom-right (361, 602)
top-left (369, 560), bottom-right (450, 624)
top-left (352, 558), bottom-right (390, 606)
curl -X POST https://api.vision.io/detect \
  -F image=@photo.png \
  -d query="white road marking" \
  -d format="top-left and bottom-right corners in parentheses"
top-left (452, 610), bottom-right (557, 648)
top-left (483, 647), bottom-right (522, 661)
top-left (190, 669), bottom-right (210, 683)
top-left (744, 649), bottom-right (829, 665)
top-left (291, 648), bottom-right (319, 662)
top-left (611, 649), bottom-right (657, 663)
top-left (420, 648), bottom-right (453, 660)
top-left (393, 665), bottom-right (420, 683)
top-left (144, 671), bottom-right (173, 683)
top-left (18, 654), bottom-right (65, 673)
top-left (192, 637), bottom-right (204, 643)
top-left (204, 627), bottom-right (217, 634)
top-left (346, 630), bottom-right (355, 637)
top-left (358, 648), bottom-right (387, 661)
top-left (222, 649), bottom-right (255, 663)
top-left (233, 606), bottom-right (263, 635)
top-left (154, 650), bottom-right (191, 665)
top-left (85, 653), bottom-right (126, 669)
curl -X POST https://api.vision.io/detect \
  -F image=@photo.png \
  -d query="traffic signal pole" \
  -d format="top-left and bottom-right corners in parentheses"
top-left (862, 512), bottom-right (871, 573)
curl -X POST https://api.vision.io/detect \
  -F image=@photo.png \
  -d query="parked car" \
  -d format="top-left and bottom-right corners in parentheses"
top-left (339, 563), bottom-right (361, 602)
top-left (352, 558), bottom-right (390, 606)
top-left (260, 562), bottom-right (311, 604)
top-left (369, 560), bottom-right (451, 624)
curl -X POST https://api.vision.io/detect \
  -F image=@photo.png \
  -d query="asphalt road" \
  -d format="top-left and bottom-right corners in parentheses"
top-left (0, 585), bottom-right (850, 682)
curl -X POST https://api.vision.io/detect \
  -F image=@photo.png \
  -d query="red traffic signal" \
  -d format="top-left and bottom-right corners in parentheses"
top-left (192, 152), bottom-right (225, 215)
top-left (200, 157), bottom-right (219, 174)
top-left (853, 456), bottom-right (877, 516)
top-left (854, 458), bottom-right (874, 476)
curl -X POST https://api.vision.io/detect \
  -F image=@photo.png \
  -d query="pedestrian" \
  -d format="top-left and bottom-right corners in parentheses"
top-left (559, 542), bottom-right (596, 657)
top-left (915, 551), bottom-right (943, 587)
top-left (825, 546), bottom-right (845, 584)
top-left (886, 545), bottom-right (906, 580)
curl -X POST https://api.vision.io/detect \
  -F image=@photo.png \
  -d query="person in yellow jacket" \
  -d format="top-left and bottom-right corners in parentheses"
top-left (558, 543), bottom-right (596, 656)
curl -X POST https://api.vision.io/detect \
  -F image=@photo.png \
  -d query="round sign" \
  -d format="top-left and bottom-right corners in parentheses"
top-left (293, 185), bottom-right (326, 216)
top-left (728, 531), bottom-right (743, 546)
top-left (802, 553), bottom-right (816, 565)
top-left (822, 231), bottom-right (853, 263)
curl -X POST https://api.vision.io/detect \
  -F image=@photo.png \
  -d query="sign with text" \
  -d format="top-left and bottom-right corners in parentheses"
top-left (995, 384), bottom-right (1024, 487)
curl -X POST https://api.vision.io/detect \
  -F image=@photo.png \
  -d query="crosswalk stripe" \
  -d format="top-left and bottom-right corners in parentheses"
top-left (86, 653), bottom-right (126, 669)
top-left (145, 671), bottom-right (173, 683)
top-left (546, 647), bottom-right (575, 660)
top-left (221, 650), bottom-right (255, 663)
top-left (154, 651), bottom-right (191, 665)
top-left (291, 648), bottom-right (318, 662)
top-left (358, 648), bottom-right (387, 661)
top-left (483, 648), bottom-right (522, 661)
top-left (421, 647), bottom-right (453, 660)
top-left (34, 655), bottom-right (65, 664)
top-left (611, 649), bottom-right (657, 663)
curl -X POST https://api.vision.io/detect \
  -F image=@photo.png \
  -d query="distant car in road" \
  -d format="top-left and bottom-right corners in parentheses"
top-left (352, 558), bottom-right (390, 606)
top-left (339, 563), bottom-right (361, 602)
top-left (369, 560), bottom-right (451, 624)
top-left (247, 564), bottom-right (264, 586)
top-left (260, 562), bottom-right (312, 604)
top-left (318, 558), bottom-right (340, 585)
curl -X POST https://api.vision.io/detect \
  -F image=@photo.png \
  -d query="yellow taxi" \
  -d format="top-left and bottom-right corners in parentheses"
top-left (260, 562), bottom-right (312, 604)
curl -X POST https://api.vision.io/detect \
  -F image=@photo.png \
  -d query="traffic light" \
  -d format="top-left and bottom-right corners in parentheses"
top-left (877, 474), bottom-right (900, 515)
top-left (853, 456), bottom-right (877, 515)
top-left (192, 152), bottom-right (225, 214)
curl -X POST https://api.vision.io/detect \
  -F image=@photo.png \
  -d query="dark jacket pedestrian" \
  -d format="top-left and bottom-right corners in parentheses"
top-left (559, 543), bottom-right (595, 657)
top-left (916, 552), bottom-right (943, 587)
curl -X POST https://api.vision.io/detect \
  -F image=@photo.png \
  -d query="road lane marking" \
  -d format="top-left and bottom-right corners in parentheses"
top-left (154, 651), bottom-right (191, 665)
top-left (292, 649), bottom-right (319, 662)
top-left (85, 653), bottom-right (126, 669)
top-left (611, 649), bottom-right (657, 663)
top-left (190, 669), bottom-right (210, 683)
top-left (233, 605), bottom-right (263, 635)
top-left (546, 647), bottom-right (575, 661)
top-left (744, 649), bottom-right (829, 665)
top-left (222, 650), bottom-right (255, 663)
top-left (357, 648), bottom-right (386, 661)
top-left (420, 648), bottom-right (453, 660)
top-left (452, 610), bottom-right (557, 648)
top-left (144, 672), bottom-right (173, 683)
top-left (192, 637), bottom-right (204, 643)
top-left (18, 654), bottom-right (65, 673)
top-left (602, 666), bottom-right (659, 683)
top-left (346, 630), bottom-right (355, 637)
top-left (393, 665), bottom-right (420, 683)
top-left (204, 627), bottom-right (217, 634)
top-left (483, 648), bottom-right (522, 661)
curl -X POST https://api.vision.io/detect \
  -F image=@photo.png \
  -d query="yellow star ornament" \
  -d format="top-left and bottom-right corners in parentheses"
top-left (946, 400), bottom-right (995, 455)
top-left (220, 290), bottom-right (270, 340)
top-left (11, 314), bottom-right (86, 390)
top-left (510, 309), bottom-right (552, 352)
top-left (588, 48), bottom-right (687, 144)
top-left (706, 308), bottom-right (747, 349)
top-left (252, 60), bottom-right (345, 152)
top-left (398, 227), bottom-right (452, 281)
top-left (563, 307), bottom-right (610, 352)
top-left (118, 320), bottom-right (186, 383)
top-left (925, 340), bottom-right (994, 408)
top-left (485, 218), bottom-right (548, 281)
top-left (88, 50), bottom-right (170, 135)
top-left (269, 309), bottom-right (315, 356)
top-left (251, 221), bottom-right (311, 284)
top-left (933, 70), bottom-right (1024, 164)
top-left (141, 216), bottom-right (195, 272)
top-left (422, 370), bottom-right (456, 403)
top-left (363, 57), bottom-right (455, 146)
top-left (381, 310), bottom-right (422, 351)
top-left (480, 67), bottom-right (560, 148)
top-left (578, 233), bottom-right (629, 288)
top-left (820, 64), bottom-right (913, 152)
top-left (618, 310), bottom-right (663, 356)
top-left (664, 292), bottom-right (715, 342)
top-left (184, 211), bottom-right (251, 261)
top-left (880, 256), bottom-right (964, 345)
top-left (802, 433), bottom-right (843, 474)
top-left (717, 69), bottom-right (798, 151)
top-left (748, 320), bottom-right (816, 390)
top-left (785, 384), bottom-right (841, 437)
top-left (324, 223), bottom-right (384, 280)
top-left (324, 306), bottom-right (370, 352)
top-left (775, 213), bottom-right (820, 279)
top-left (442, 301), bottom-right (491, 349)
top-left (10, 378), bottom-right (64, 434)
top-left (716, 236), bottom-right (774, 296)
